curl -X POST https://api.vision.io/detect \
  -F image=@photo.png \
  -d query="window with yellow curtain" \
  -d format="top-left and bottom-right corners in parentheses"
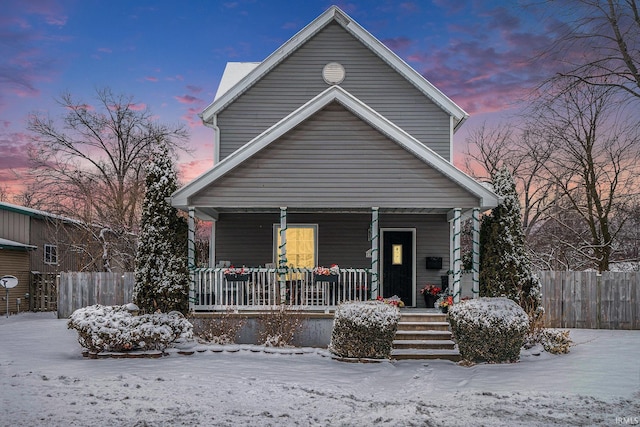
top-left (274, 224), bottom-right (317, 269)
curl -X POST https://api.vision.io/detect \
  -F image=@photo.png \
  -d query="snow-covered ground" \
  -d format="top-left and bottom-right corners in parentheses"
top-left (1, 312), bottom-right (638, 426)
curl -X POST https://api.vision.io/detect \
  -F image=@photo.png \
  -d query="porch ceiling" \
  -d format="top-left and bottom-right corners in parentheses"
top-left (193, 206), bottom-right (455, 220)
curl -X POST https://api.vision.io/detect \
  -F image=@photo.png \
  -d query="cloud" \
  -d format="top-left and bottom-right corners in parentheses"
top-left (181, 108), bottom-right (203, 128)
top-left (144, 76), bottom-right (159, 82)
top-left (282, 21), bottom-right (301, 30)
top-left (484, 7), bottom-right (521, 33)
top-left (177, 158), bottom-right (214, 183)
top-left (399, 3), bottom-right (419, 13)
top-left (186, 85), bottom-right (203, 94)
top-left (382, 37), bottom-right (412, 52)
top-left (127, 103), bottom-right (146, 111)
top-left (402, 5), bottom-right (565, 115)
top-left (0, 2), bottom-right (67, 110)
top-left (24, 1), bottom-right (68, 27)
top-left (431, 0), bottom-right (466, 15)
top-left (175, 92), bottom-right (205, 128)
top-left (175, 95), bottom-right (201, 105)
top-left (0, 131), bottom-right (32, 172)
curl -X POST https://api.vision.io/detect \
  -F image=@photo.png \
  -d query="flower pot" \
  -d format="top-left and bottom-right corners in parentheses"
top-left (314, 274), bottom-right (338, 283)
top-left (423, 294), bottom-right (437, 308)
top-left (224, 273), bottom-right (250, 282)
top-left (440, 306), bottom-right (448, 314)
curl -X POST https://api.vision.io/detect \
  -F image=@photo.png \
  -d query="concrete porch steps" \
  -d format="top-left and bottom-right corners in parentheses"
top-left (391, 311), bottom-right (460, 362)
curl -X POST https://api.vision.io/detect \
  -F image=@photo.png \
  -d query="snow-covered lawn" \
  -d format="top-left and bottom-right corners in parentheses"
top-left (1, 312), bottom-right (638, 426)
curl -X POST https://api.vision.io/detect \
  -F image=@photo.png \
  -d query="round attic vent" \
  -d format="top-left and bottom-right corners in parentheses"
top-left (322, 62), bottom-right (345, 85)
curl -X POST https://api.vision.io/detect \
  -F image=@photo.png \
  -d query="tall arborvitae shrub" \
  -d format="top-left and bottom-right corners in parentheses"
top-left (133, 142), bottom-right (189, 314)
top-left (479, 168), bottom-right (543, 317)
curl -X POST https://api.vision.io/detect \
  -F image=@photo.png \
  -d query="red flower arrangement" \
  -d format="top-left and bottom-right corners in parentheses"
top-left (223, 266), bottom-right (247, 275)
top-left (313, 264), bottom-right (339, 275)
top-left (420, 284), bottom-right (441, 296)
top-left (439, 296), bottom-right (454, 309)
top-left (376, 295), bottom-right (405, 308)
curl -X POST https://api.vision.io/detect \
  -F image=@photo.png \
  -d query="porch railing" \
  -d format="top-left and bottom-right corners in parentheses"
top-left (190, 268), bottom-right (371, 312)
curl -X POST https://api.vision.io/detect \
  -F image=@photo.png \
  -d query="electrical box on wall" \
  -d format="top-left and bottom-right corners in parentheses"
top-left (425, 257), bottom-right (443, 270)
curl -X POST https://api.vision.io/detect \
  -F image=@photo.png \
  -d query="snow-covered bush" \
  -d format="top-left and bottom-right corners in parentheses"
top-left (68, 304), bottom-right (193, 353)
top-left (448, 297), bottom-right (529, 363)
top-left (329, 301), bottom-right (400, 359)
top-left (256, 305), bottom-right (305, 347)
top-left (525, 328), bottom-right (572, 355)
top-left (189, 310), bottom-right (246, 345)
top-left (540, 329), bottom-right (572, 354)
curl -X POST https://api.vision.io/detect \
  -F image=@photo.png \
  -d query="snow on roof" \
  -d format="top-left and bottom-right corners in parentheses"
top-left (214, 62), bottom-right (261, 101)
top-left (0, 201), bottom-right (83, 225)
top-left (0, 237), bottom-right (37, 250)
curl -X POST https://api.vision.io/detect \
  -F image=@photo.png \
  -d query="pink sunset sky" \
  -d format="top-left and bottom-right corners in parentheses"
top-left (1, 0), bottom-right (573, 199)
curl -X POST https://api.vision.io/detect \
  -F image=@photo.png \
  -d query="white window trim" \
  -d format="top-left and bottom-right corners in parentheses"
top-left (44, 244), bottom-right (58, 265)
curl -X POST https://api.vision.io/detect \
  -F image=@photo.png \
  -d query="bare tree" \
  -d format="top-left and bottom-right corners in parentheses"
top-left (528, 80), bottom-right (640, 271)
top-left (464, 123), bottom-right (554, 237)
top-left (27, 87), bottom-right (188, 270)
top-left (541, 0), bottom-right (640, 100)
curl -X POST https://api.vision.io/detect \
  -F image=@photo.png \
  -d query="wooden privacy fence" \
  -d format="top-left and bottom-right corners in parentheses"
top-left (56, 270), bottom-right (638, 329)
top-left (57, 272), bottom-right (135, 318)
top-left (538, 271), bottom-right (639, 330)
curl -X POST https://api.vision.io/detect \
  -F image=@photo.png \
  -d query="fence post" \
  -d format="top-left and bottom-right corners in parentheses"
top-left (596, 272), bottom-right (602, 329)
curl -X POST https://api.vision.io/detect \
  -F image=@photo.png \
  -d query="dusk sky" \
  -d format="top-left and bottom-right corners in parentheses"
top-left (1, 0), bottom-right (569, 198)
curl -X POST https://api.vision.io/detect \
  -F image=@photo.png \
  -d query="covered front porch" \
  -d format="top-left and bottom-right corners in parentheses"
top-left (185, 206), bottom-right (483, 313)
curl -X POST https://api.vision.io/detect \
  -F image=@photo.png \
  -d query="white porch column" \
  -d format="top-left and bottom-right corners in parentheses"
top-left (279, 207), bottom-right (287, 303)
top-left (209, 220), bottom-right (216, 268)
top-left (188, 207), bottom-right (196, 309)
top-left (188, 207), bottom-right (196, 269)
top-left (451, 208), bottom-right (462, 303)
top-left (472, 208), bottom-right (480, 298)
top-left (370, 207), bottom-right (379, 299)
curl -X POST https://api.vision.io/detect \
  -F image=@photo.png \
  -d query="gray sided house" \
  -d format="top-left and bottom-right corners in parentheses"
top-left (0, 202), bottom-right (103, 314)
top-left (172, 6), bottom-right (499, 311)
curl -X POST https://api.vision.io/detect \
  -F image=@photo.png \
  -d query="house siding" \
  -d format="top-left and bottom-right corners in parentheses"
top-left (29, 218), bottom-right (99, 273)
top-left (193, 103), bottom-right (479, 209)
top-left (215, 212), bottom-right (449, 307)
top-left (217, 22), bottom-right (451, 160)
top-left (1, 209), bottom-right (30, 243)
top-left (0, 250), bottom-right (30, 315)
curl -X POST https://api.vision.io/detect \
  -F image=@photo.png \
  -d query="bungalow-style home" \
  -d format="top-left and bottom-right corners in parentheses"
top-left (171, 6), bottom-right (499, 311)
top-left (0, 202), bottom-right (104, 315)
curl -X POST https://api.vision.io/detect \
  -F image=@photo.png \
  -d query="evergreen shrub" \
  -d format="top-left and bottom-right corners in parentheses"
top-left (448, 297), bottom-right (529, 363)
top-left (329, 301), bottom-right (400, 359)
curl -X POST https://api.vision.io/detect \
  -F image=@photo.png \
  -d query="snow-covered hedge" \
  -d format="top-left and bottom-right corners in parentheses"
top-left (68, 304), bottom-right (193, 353)
top-left (329, 301), bottom-right (400, 359)
top-left (448, 297), bottom-right (529, 363)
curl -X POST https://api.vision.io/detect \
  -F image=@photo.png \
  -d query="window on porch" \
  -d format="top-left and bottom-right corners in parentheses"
top-left (274, 224), bottom-right (317, 270)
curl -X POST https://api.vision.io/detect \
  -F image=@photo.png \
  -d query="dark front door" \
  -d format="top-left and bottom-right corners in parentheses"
top-left (382, 230), bottom-right (413, 306)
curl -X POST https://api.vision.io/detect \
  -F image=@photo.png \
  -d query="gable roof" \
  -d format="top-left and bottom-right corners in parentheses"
top-left (201, 5), bottom-right (468, 130)
top-left (173, 86), bottom-right (498, 211)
